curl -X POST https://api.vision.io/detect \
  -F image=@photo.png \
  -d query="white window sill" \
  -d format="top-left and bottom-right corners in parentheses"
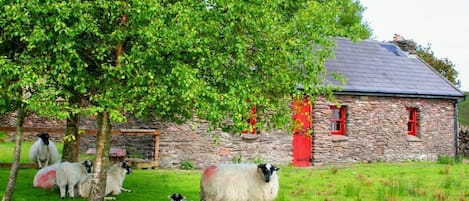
top-left (407, 135), bottom-right (421, 142)
top-left (331, 135), bottom-right (349, 142)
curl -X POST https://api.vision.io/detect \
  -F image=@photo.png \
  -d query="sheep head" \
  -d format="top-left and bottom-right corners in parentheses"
top-left (120, 161), bottom-right (132, 174)
top-left (36, 132), bottom-right (50, 145)
top-left (82, 160), bottom-right (93, 173)
top-left (257, 163), bottom-right (279, 183)
top-left (169, 193), bottom-right (186, 201)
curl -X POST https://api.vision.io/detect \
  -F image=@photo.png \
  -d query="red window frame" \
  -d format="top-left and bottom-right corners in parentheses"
top-left (407, 107), bottom-right (418, 136)
top-left (330, 105), bottom-right (346, 135)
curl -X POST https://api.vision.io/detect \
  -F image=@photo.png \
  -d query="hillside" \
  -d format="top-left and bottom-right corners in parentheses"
top-left (458, 92), bottom-right (469, 126)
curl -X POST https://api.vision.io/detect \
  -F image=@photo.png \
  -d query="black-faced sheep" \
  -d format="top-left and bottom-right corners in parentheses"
top-left (29, 132), bottom-right (59, 169)
top-left (169, 193), bottom-right (188, 201)
top-left (80, 161), bottom-right (132, 199)
top-left (55, 160), bottom-right (93, 199)
top-left (200, 163), bottom-right (280, 201)
top-left (33, 163), bottom-right (60, 189)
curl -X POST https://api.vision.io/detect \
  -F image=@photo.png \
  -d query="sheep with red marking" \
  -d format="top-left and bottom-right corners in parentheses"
top-left (200, 163), bottom-right (280, 201)
top-left (33, 163), bottom-right (60, 189)
top-left (29, 132), bottom-right (59, 169)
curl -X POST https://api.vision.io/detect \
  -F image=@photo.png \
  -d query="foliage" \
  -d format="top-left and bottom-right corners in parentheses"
top-left (1, 162), bottom-right (469, 200)
top-left (0, 0), bottom-right (371, 144)
top-left (458, 92), bottom-right (469, 126)
top-left (1, 0), bottom-right (372, 131)
top-left (416, 44), bottom-right (461, 87)
top-left (231, 155), bottom-right (242, 164)
top-left (437, 155), bottom-right (461, 165)
top-left (179, 161), bottom-right (195, 170)
top-left (0, 0), bottom-right (370, 199)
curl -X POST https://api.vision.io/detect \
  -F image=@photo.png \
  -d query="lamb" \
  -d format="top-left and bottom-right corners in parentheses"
top-left (200, 163), bottom-right (280, 201)
top-left (33, 163), bottom-right (60, 189)
top-left (29, 132), bottom-right (59, 169)
top-left (80, 161), bottom-right (132, 199)
top-left (55, 160), bottom-right (93, 199)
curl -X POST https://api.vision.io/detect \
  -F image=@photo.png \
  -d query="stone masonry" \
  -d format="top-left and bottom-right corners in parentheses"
top-left (0, 94), bottom-right (460, 169)
top-left (312, 95), bottom-right (457, 166)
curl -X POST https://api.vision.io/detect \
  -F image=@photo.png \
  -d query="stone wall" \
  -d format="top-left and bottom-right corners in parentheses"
top-left (106, 118), bottom-right (292, 169)
top-left (459, 126), bottom-right (469, 156)
top-left (312, 95), bottom-right (457, 166)
top-left (0, 94), bottom-right (460, 169)
top-left (1, 114), bottom-right (292, 169)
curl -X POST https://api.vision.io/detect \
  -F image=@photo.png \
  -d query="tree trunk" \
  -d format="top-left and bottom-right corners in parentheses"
top-left (62, 113), bottom-right (80, 162)
top-left (88, 111), bottom-right (111, 201)
top-left (2, 108), bottom-right (25, 201)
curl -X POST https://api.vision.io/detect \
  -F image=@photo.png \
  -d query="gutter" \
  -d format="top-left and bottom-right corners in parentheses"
top-left (454, 94), bottom-right (466, 160)
top-left (333, 91), bottom-right (465, 100)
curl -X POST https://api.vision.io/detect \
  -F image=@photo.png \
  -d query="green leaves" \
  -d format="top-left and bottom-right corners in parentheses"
top-left (0, 0), bottom-right (370, 131)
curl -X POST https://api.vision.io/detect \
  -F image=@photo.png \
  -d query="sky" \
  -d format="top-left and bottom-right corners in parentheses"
top-left (358, 0), bottom-right (469, 92)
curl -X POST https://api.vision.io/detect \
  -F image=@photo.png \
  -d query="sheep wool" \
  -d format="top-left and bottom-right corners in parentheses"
top-left (80, 161), bottom-right (132, 198)
top-left (200, 163), bottom-right (280, 201)
top-left (55, 160), bottom-right (93, 199)
top-left (33, 163), bottom-right (60, 189)
top-left (29, 132), bottom-right (59, 169)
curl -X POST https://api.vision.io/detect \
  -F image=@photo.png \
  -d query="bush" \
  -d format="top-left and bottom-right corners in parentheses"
top-left (180, 161), bottom-right (194, 170)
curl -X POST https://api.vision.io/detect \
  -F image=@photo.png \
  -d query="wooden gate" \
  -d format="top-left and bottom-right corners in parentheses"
top-left (292, 97), bottom-right (312, 167)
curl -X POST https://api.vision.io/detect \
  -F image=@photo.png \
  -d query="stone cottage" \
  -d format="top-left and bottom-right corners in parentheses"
top-left (152, 38), bottom-right (465, 168)
top-left (115, 38), bottom-right (466, 168)
top-left (1, 38), bottom-right (465, 169)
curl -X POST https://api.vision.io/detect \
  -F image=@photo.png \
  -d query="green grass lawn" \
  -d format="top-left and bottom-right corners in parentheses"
top-left (0, 141), bottom-right (63, 163)
top-left (1, 162), bottom-right (469, 201)
top-left (1, 141), bottom-right (469, 200)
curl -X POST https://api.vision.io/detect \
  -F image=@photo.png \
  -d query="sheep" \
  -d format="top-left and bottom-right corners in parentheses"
top-left (200, 163), bottom-right (280, 201)
top-left (80, 161), bottom-right (132, 199)
top-left (169, 193), bottom-right (188, 201)
top-left (33, 163), bottom-right (60, 189)
top-left (55, 160), bottom-right (93, 199)
top-left (29, 132), bottom-right (59, 169)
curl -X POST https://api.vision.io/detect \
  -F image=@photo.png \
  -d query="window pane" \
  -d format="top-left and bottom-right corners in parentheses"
top-left (330, 122), bottom-right (338, 131)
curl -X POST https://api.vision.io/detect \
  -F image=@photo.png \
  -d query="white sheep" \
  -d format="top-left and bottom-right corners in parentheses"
top-left (33, 163), bottom-right (60, 189)
top-left (55, 160), bottom-right (93, 199)
top-left (80, 161), bottom-right (132, 199)
top-left (200, 163), bottom-right (280, 201)
top-left (29, 132), bottom-right (59, 169)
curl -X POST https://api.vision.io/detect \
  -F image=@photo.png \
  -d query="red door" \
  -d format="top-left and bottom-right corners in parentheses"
top-left (292, 97), bottom-right (312, 167)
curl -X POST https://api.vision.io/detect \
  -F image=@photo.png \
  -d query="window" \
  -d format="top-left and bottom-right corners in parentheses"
top-left (407, 107), bottom-right (418, 136)
top-left (330, 105), bottom-right (346, 135)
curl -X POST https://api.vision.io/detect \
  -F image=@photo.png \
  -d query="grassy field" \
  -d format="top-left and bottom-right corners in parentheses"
top-left (0, 161), bottom-right (469, 201)
top-left (0, 141), bottom-right (63, 163)
top-left (1, 124), bottom-right (469, 200)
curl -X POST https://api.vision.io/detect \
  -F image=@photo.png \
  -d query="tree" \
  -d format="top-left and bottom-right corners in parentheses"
top-left (0, 0), bottom-right (370, 200)
top-left (392, 34), bottom-right (460, 87)
top-left (0, 38), bottom-right (45, 201)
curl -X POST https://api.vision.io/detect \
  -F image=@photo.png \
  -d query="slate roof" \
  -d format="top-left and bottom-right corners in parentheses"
top-left (325, 38), bottom-right (465, 99)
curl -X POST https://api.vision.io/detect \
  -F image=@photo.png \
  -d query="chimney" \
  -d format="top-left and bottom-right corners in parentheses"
top-left (392, 34), bottom-right (417, 57)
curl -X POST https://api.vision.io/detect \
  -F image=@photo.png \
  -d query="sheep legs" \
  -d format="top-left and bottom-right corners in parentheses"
top-left (36, 158), bottom-right (49, 169)
top-left (120, 187), bottom-right (131, 192)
